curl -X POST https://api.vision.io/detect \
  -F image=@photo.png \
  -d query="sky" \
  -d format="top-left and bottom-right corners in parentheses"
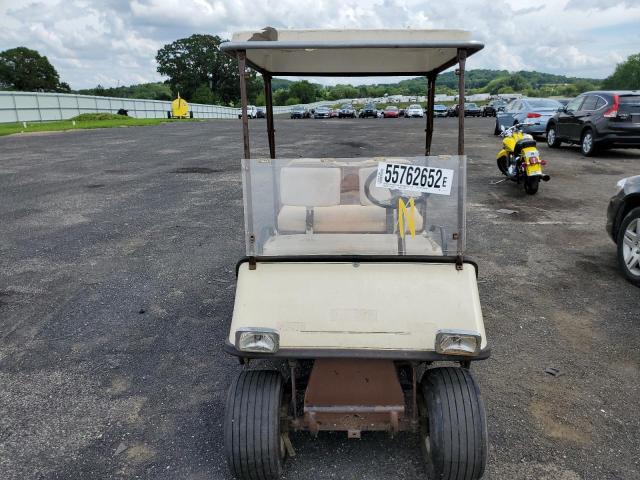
top-left (1, 0), bottom-right (640, 89)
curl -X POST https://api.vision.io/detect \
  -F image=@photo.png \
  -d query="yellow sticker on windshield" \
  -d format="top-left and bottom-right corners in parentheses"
top-left (398, 197), bottom-right (416, 239)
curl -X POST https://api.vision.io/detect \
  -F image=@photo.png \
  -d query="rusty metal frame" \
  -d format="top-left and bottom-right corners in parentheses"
top-left (238, 51), bottom-right (250, 160)
top-left (264, 74), bottom-right (276, 159)
top-left (456, 49), bottom-right (467, 268)
top-left (234, 45), bottom-right (473, 170)
top-left (425, 73), bottom-right (436, 156)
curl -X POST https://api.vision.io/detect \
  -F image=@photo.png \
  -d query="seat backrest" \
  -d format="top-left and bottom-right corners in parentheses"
top-left (280, 167), bottom-right (341, 207)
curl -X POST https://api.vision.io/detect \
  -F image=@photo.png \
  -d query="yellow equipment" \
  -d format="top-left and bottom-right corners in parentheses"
top-left (168, 93), bottom-right (193, 119)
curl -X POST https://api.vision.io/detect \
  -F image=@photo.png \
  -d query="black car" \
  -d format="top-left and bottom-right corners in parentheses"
top-left (482, 100), bottom-right (505, 117)
top-left (360, 103), bottom-right (378, 118)
top-left (607, 175), bottom-right (640, 286)
top-left (256, 107), bottom-right (265, 119)
top-left (464, 103), bottom-right (482, 117)
top-left (546, 91), bottom-right (640, 156)
top-left (290, 106), bottom-right (308, 119)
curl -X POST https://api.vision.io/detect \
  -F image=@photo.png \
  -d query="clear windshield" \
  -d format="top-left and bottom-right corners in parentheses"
top-left (241, 156), bottom-right (467, 257)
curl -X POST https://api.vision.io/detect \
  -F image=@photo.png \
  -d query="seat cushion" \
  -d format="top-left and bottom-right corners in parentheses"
top-left (278, 204), bottom-right (424, 234)
top-left (280, 167), bottom-right (341, 206)
top-left (278, 205), bottom-right (387, 233)
top-left (514, 138), bottom-right (536, 156)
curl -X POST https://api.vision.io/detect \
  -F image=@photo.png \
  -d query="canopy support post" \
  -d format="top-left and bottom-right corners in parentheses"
top-left (456, 49), bottom-right (466, 156)
top-left (264, 74), bottom-right (276, 159)
top-left (238, 50), bottom-right (250, 159)
top-left (456, 49), bottom-right (467, 269)
top-left (425, 73), bottom-right (436, 156)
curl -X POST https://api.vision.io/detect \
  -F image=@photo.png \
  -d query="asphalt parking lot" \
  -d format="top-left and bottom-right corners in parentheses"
top-left (1, 117), bottom-right (639, 480)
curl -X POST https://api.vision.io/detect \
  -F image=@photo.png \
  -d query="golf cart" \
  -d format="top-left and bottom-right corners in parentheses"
top-left (221, 29), bottom-right (489, 480)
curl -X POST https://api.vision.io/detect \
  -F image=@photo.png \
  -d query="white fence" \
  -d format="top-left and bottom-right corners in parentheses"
top-left (0, 91), bottom-right (304, 123)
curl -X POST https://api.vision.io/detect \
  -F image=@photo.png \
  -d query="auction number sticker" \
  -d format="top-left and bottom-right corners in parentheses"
top-left (376, 162), bottom-right (454, 195)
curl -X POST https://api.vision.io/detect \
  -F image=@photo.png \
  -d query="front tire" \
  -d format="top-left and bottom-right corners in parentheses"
top-left (524, 177), bottom-right (540, 195)
top-left (421, 367), bottom-right (488, 480)
top-left (546, 124), bottom-right (561, 147)
top-left (617, 207), bottom-right (640, 287)
top-left (493, 120), bottom-right (500, 136)
top-left (581, 129), bottom-right (596, 156)
top-left (224, 370), bottom-right (286, 480)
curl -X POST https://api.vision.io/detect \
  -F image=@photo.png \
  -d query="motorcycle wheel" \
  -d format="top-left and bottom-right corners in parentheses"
top-left (497, 156), bottom-right (508, 175)
top-left (524, 177), bottom-right (540, 195)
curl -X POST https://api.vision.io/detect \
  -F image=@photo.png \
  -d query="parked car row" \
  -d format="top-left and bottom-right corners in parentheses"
top-left (547, 91), bottom-right (640, 156)
top-left (491, 91), bottom-right (640, 156)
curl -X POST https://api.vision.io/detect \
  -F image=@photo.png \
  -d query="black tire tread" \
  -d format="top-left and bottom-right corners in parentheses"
top-left (422, 367), bottom-right (487, 480)
top-left (225, 370), bottom-right (283, 480)
top-left (525, 177), bottom-right (540, 195)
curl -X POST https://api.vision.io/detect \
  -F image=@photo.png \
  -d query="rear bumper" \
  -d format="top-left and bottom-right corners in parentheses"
top-left (522, 123), bottom-right (549, 134)
top-left (597, 132), bottom-right (640, 147)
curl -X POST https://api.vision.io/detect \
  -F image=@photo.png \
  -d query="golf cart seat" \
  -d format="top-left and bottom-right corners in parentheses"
top-left (268, 164), bottom-right (436, 255)
top-left (276, 165), bottom-right (425, 232)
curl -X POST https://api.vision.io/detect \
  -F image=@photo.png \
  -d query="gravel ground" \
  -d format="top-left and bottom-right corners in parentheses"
top-left (1, 117), bottom-right (639, 480)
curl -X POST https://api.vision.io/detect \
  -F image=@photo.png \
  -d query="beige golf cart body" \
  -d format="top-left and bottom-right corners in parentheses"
top-left (221, 29), bottom-right (488, 361)
top-left (220, 29), bottom-right (490, 480)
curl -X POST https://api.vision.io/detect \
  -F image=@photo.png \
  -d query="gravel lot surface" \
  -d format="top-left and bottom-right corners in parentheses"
top-left (1, 117), bottom-right (639, 480)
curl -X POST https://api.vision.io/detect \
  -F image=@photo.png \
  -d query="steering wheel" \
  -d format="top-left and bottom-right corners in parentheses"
top-left (363, 169), bottom-right (428, 209)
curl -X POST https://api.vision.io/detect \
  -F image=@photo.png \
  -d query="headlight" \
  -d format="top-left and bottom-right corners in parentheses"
top-left (435, 330), bottom-right (481, 356)
top-left (236, 328), bottom-right (279, 353)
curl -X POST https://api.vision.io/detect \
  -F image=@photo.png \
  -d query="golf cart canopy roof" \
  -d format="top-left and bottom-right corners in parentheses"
top-left (220, 28), bottom-right (484, 76)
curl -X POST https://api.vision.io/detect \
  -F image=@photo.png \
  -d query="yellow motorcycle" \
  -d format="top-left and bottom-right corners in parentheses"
top-left (496, 122), bottom-right (550, 194)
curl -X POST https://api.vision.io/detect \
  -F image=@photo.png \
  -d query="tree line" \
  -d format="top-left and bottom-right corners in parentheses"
top-left (1, 37), bottom-right (639, 105)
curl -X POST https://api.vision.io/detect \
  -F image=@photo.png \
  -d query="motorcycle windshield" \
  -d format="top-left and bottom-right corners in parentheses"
top-left (241, 156), bottom-right (467, 257)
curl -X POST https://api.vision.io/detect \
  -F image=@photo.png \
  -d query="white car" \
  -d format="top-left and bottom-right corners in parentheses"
top-left (238, 105), bottom-right (258, 119)
top-left (405, 104), bottom-right (424, 118)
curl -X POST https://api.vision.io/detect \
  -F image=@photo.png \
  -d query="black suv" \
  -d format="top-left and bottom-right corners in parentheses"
top-left (464, 103), bottom-right (482, 117)
top-left (482, 100), bottom-right (505, 117)
top-left (546, 91), bottom-right (640, 156)
top-left (360, 103), bottom-right (378, 118)
top-left (607, 175), bottom-right (640, 286)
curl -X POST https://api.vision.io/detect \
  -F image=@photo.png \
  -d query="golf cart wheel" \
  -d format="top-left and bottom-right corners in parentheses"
top-left (524, 177), bottom-right (540, 195)
top-left (617, 207), bottom-right (640, 287)
top-left (421, 367), bottom-right (488, 480)
top-left (224, 370), bottom-right (286, 480)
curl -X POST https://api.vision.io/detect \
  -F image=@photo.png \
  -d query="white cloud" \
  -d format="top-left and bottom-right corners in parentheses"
top-left (0, 0), bottom-right (639, 88)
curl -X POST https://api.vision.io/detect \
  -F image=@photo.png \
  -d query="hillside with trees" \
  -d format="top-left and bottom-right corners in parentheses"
top-left (76, 82), bottom-right (173, 100)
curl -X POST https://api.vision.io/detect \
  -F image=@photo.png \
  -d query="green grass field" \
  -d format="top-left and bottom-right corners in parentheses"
top-left (0, 113), bottom-right (199, 137)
